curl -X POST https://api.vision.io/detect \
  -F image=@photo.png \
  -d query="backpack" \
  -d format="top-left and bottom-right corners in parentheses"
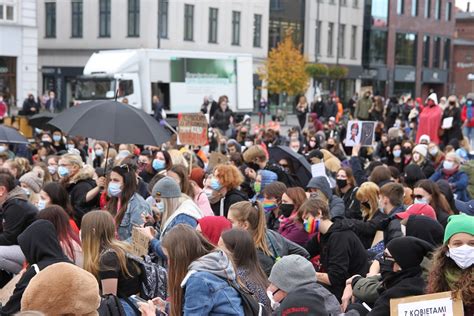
top-left (127, 254), bottom-right (168, 301)
top-left (97, 294), bottom-right (126, 316)
top-left (227, 281), bottom-right (268, 316)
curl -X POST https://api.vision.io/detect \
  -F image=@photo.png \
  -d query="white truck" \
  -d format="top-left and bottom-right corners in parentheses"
top-left (75, 49), bottom-right (254, 114)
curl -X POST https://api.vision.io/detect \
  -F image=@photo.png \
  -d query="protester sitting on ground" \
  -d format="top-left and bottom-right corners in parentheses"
top-left (378, 183), bottom-right (405, 245)
top-left (253, 169), bottom-right (278, 201)
top-left (19, 171), bottom-right (43, 205)
top-left (427, 142), bottom-right (445, 169)
top-left (267, 254), bottom-right (343, 315)
top-left (410, 144), bottom-right (435, 178)
top-left (335, 167), bottom-right (361, 220)
top-left (413, 179), bottom-right (452, 227)
top-left (161, 224), bottom-right (244, 315)
top-left (196, 216), bottom-right (232, 246)
top-left (220, 228), bottom-right (271, 312)
top-left (430, 152), bottom-right (471, 202)
top-left (227, 201), bottom-right (309, 276)
top-left (81, 211), bottom-right (142, 315)
top-left (427, 214), bottom-right (474, 315)
top-left (0, 220), bottom-right (70, 315)
top-left (105, 164), bottom-right (152, 242)
top-left (262, 181), bottom-right (287, 231)
top-left (306, 176), bottom-right (345, 220)
top-left (4, 157), bottom-right (31, 180)
top-left (209, 164), bottom-right (247, 217)
top-left (436, 179), bottom-right (459, 214)
top-left (0, 170), bottom-right (38, 275)
top-left (278, 187), bottom-right (309, 246)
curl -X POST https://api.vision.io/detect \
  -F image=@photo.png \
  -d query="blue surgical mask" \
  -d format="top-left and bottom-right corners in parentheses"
top-left (95, 149), bottom-right (104, 157)
top-left (67, 144), bottom-right (75, 150)
top-left (393, 150), bottom-right (402, 158)
top-left (58, 166), bottom-right (70, 178)
top-left (53, 135), bottom-right (62, 142)
top-left (118, 150), bottom-right (131, 159)
top-left (37, 198), bottom-right (47, 211)
top-left (48, 165), bottom-right (57, 175)
top-left (155, 201), bottom-right (164, 212)
top-left (152, 159), bottom-right (166, 171)
top-left (443, 161), bottom-right (454, 170)
top-left (210, 178), bottom-right (222, 191)
top-left (414, 198), bottom-right (429, 204)
top-left (108, 182), bottom-right (122, 197)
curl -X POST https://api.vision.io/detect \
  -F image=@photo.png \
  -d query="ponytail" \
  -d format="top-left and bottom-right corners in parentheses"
top-left (253, 201), bottom-right (271, 256)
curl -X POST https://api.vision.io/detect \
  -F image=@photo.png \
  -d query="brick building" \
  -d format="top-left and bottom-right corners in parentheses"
top-left (453, 11), bottom-right (474, 96)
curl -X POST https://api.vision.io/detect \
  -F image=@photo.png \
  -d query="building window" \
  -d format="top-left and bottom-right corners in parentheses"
top-left (158, 0), bottom-right (168, 38)
top-left (395, 32), bottom-right (417, 66)
top-left (425, 0), bottom-right (431, 18)
top-left (338, 24), bottom-right (346, 58)
top-left (315, 21), bottom-right (321, 56)
top-left (208, 8), bottom-right (218, 43)
top-left (253, 14), bottom-right (262, 47)
top-left (99, 0), bottom-right (111, 37)
top-left (270, 0), bottom-right (281, 10)
top-left (433, 36), bottom-right (441, 68)
top-left (353, 0), bottom-right (358, 8)
top-left (371, 0), bottom-right (389, 27)
top-left (351, 25), bottom-right (357, 59)
top-left (443, 38), bottom-right (450, 69)
top-left (45, 2), bottom-right (56, 38)
top-left (411, 0), bottom-right (418, 16)
top-left (434, 0), bottom-right (440, 19)
top-left (0, 2), bottom-right (15, 21)
top-left (127, 0), bottom-right (140, 37)
top-left (364, 29), bottom-right (387, 64)
top-left (327, 22), bottom-right (334, 57)
top-left (397, 0), bottom-right (404, 15)
top-left (445, 1), bottom-right (451, 21)
top-left (71, 0), bottom-right (83, 38)
top-left (184, 4), bottom-right (194, 41)
top-left (232, 11), bottom-right (241, 46)
top-left (423, 35), bottom-right (430, 67)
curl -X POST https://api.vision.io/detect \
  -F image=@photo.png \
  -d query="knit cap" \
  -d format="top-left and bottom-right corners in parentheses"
top-left (387, 236), bottom-right (434, 270)
top-left (443, 214), bottom-right (474, 244)
top-left (259, 170), bottom-right (277, 190)
top-left (268, 255), bottom-right (316, 293)
top-left (419, 134), bottom-right (431, 145)
top-left (413, 144), bottom-right (428, 158)
top-left (152, 176), bottom-right (181, 198)
top-left (19, 171), bottom-right (43, 194)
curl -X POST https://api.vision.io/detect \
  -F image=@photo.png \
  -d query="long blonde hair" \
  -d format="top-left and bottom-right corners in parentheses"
top-left (161, 194), bottom-right (191, 225)
top-left (228, 201), bottom-right (271, 256)
top-left (355, 182), bottom-right (380, 220)
top-left (81, 211), bottom-right (136, 279)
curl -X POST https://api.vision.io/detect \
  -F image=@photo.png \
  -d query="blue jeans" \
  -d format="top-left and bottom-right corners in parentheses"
top-left (119, 298), bottom-right (138, 316)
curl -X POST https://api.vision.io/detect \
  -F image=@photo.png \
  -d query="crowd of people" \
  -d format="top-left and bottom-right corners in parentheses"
top-left (0, 90), bottom-right (472, 316)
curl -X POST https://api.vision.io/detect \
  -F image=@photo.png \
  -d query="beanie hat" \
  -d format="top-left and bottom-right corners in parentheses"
top-left (259, 170), bottom-right (277, 190)
top-left (19, 171), bottom-right (43, 193)
top-left (152, 176), bottom-right (181, 198)
top-left (279, 288), bottom-right (329, 316)
top-left (268, 255), bottom-right (316, 293)
top-left (443, 214), bottom-right (474, 244)
top-left (419, 134), bottom-right (431, 144)
top-left (413, 144), bottom-right (428, 158)
top-left (387, 236), bottom-right (434, 270)
top-left (21, 262), bottom-right (100, 315)
top-left (396, 203), bottom-right (437, 220)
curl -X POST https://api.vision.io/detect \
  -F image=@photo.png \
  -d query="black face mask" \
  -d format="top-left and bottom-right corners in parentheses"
top-left (380, 258), bottom-right (396, 280)
top-left (336, 179), bottom-right (347, 189)
top-left (327, 144), bottom-right (334, 149)
top-left (449, 101), bottom-right (455, 106)
top-left (402, 147), bottom-right (412, 155)
top-left (279, 203), bottom-right (295, 218)
top-left (361, 201), bottom-right (371, 209)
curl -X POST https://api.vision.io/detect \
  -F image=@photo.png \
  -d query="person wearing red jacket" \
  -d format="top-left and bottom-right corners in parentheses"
top-left (416, 93), bottom-right (442, 145)
top-left (461, 93), bottom-right (474, 149)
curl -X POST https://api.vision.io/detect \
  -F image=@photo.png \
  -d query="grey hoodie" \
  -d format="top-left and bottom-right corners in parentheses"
top-left (307, 176), bottom-right (345, 219)
top-left (181, 250), bottom-right (236, 287)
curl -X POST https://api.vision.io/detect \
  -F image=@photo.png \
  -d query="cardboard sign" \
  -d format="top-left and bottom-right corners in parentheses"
top-left (131, 227), bottom-right (150, 257)
top-left (178, 113), bottom-right (208, 146)
top-left (344, 120), bottom-right (375, 147)
top-left (390, 291), bottom-right (464, 316)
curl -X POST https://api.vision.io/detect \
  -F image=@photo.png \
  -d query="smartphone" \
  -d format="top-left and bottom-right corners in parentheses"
top-left (129, 294), bottom-right (147, 307)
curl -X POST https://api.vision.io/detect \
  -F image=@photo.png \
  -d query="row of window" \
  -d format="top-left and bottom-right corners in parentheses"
top-left (271, 0), bottom-right (359, 9)
top-left (45, 0), bottom-right (263, 48)
top-left (315, 22), bottom-right (358, 60)
top-left (397, 0), bottom-right (452, 21)
top-left (0, 3), bottom-right (15, 21)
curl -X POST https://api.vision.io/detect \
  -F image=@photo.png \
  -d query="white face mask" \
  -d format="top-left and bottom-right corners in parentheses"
top-left (266, 290), bottom-right (280, 311)
top-left (447, 245), bottom-right (474, 269)
top-left (429, 148), bottom-right (438, 156)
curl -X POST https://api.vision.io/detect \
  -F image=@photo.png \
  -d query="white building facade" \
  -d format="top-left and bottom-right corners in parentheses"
top-left (37, 0), bottom-right (269, 109)
top-left (0, 0), bottom-right (38, 110)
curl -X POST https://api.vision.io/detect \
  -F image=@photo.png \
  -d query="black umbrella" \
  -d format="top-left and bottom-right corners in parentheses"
top-left (48, 100), bottom-right (171, 146)
top-left (28, 112), bottom-right (56, 130)
top-left (268, 145), bottom-right (312, 187)
top-left (0, 125), bottom-right (29, 144)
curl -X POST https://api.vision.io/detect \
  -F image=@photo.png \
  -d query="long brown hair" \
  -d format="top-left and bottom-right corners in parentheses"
top-left (228, 201), bottom-right (271, 256)
top-left (335, 167), bottom-right (356, 196)
top-left (81, 211), bottom-right (136, 279)
top-left (161, 225), bottom-right (215, 316)
top-left (169, 165), bottom-right (195, 199)
top-left (427, 244), bottom-right (473, 305)
top-left (106, 164), bottom-right (137, 226)
top-left (415, 180), bottom-right (453, 216)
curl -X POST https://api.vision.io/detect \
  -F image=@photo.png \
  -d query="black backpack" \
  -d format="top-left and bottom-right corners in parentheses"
top-left (228, 281), bottom-right (268, 316)
top-left (126, 254), bottom-right (168, 300)
top-left (97, 294), bottom-right (126, 316)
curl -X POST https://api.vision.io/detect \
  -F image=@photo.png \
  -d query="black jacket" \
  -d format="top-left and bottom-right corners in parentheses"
top-left (383, 205), bottom-right (404, 246)
top-left (0, 187), bottom-right (38, 246)
top-left (0, 220), bottom-right (70, 315)
top-left (211, 107), bottom-right (233, 131)
top-left (342, 211), bottom-right (388, 249)
top-left (22, 98), bottom-right (39, 116)
top-left (305, 221), bottom-right (369, 301)
top-left (211, 189), bottom-right (247, 217)
top-left (258, 229), bottom-right (310, 276)
top-left (341, 187), bottom-right (362, 220)
top-left (66, 178), bottom-right (98, 226)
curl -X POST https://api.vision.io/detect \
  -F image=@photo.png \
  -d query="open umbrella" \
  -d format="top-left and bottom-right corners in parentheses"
top-left (0, 125), bottom-right (29, 144)
top-left (28, 112), bottom-right (56, 130)
top-left (268, 145), bottom-right (312, 187)
top-left (48, 100), bottom-right (171, 146)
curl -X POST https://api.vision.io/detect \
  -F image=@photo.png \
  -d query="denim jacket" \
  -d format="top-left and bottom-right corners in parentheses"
top-left (117, 193), bottom-right (152, 242)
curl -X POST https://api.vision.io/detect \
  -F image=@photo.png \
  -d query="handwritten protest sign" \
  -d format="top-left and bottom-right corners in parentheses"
top-left (131, 227), bottom-right (150, 257)
top-left (178, 113), bottom-right (208, 146)
top-left (390, 291), bottom-right (464, 316)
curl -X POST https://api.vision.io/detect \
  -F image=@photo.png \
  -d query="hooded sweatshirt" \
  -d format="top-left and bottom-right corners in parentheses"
top-left (0, 220), bottom-right (70, 315)
top-left (0, 186), bottom-right (38, 246)
top-left (181, 250), bottom-right (243, 315)
top-left (307, 176), bottom-right (345, 219)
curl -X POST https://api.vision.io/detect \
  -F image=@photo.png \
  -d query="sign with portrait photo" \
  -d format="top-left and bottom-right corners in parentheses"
top-left (344, 120), bottom-right (375, 147)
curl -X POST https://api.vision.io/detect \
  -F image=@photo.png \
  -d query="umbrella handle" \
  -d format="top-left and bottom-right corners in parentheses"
top-left (104, 144), bottom-right (111, 173)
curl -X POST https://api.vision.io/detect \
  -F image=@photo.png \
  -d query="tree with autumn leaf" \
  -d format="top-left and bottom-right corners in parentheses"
top-left (259, 32), bottom-right (309, 97)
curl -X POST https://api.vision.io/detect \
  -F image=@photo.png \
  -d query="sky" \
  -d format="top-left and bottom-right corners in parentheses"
top-left (456, 0), bottom-right (474, 11)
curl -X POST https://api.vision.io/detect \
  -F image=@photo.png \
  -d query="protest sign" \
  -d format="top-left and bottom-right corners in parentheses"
top-left (390, 291), bottom-right (464, 316)
top-left (344, 120), bottom-right (375, 147)
top-left (131, 227), bottom-right (150, 257)
top-left (178, 113), bottom-right (208, 146)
